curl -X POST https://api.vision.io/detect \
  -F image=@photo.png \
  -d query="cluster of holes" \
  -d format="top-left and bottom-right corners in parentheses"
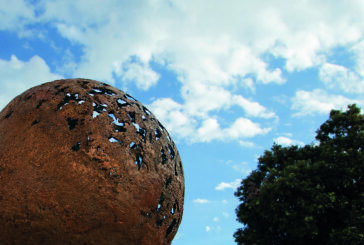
top-left (154, 190), bottom-right (180, 238)
top-left (159, 144), bottom-right (177, 172)
top-left (33, 82), bottom-right (183, 238)
top-left (109, 113), bottom-right (126, 132)
top-left (54, 84), bottom-right (181, 177)
top-left (89, 87), bottom-right (116, 96)
top-left (127, 112), bottom-right (147, 140)
top-left (57, 93), bottom-right (85, 111)
top-left (117, 98), bottom-right (130, 108)
top-left (92, 102), bottom-right (107, 118)
top-left (155, 195), bottom-right (180, 217)
top-left (155, 128), bottom-right (162, 140)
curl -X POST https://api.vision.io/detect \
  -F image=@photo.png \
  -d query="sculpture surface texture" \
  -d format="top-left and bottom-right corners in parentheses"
top-left (0, 79), bottom-right (184, 245)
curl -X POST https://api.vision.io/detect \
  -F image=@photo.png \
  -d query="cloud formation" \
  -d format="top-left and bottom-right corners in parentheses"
top-left (215, 179), bottom-right (241, 191)
top-left (291, 89), bottom-right (364, 116)
top-left (273, 136), bottom-right (304, 147)
top-left (1, 0), bottom-right (364, 143)
top-left (0, 55), bottom-right (62, 109)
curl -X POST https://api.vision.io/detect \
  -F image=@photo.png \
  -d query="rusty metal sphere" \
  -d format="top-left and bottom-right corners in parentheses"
top-left (0, 79), bottom-right (184, 245)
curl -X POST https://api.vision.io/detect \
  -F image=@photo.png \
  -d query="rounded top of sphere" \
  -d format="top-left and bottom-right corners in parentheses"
top-left (0, 78), bottom-right (184, 245)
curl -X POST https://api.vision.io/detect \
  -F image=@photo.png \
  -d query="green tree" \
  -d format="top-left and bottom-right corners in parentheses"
top-left (234, 104), bottom-right (364, 245)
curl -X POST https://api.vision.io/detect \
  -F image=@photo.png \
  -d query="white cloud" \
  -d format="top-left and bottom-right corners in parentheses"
top-left (225, 118), bottom-right (271, 139)
top-left (3, 0), bottom-right (364, 144)
top-left (194, 117), bottom-right (271, 142)
top-left (196, 118), bottom-right (222, 142)
top-left (0, 55), bottom-right (62, 110)
top-left (232, 95), bottom-right (276, 119)
top-left (291, 89), bottom-right (363, 116)
top-left (205, 226), bottom-right (211, 232)
top-left (119, 60), bottom-right (160, 90)
top-left (213, 217), bottom-right (219, 222)
top-left (215, 179), bottom-right (241, 191)
top-left (274, 136), bottom-right (304, 147)
top-left (148, 98), bottom-right (195, 139)
top-left (4, 1), bottom-right (364, 83)
top-left (0, 0), bottom-right (35, 35)
top-left (319, 63), bottom-right (364, 93)
top-left (193, 198), bottom-right (210, 204)
top-left (182, 83), bottom-right (233, 118)
top-left (149, 98), bottom-right (271, 143)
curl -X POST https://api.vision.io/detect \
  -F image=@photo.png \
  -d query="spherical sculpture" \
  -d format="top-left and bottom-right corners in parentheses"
top-left (0, 79), bottom-right (184, 245)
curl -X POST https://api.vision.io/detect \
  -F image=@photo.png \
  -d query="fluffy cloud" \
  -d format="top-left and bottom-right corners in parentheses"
top-left (3, 1), bottom-right (364, 85)
top-left (149, 98), bottom-right (271, 143)
top-left (2, 0), bottom-right (364, 143)
top-left (117, 59), bottom-right (160, 90)
top-left (0, 55), bottom-right (62, 110)
top-left (215, 179), bottom-right (241, 191)
top-left (148, 98), bottom-right (195, 139)
top-left (225, 118), bottom-right (271, 139)
top-left (196, 118), bottom-right (221, 142)
top-left (232, 95), bottom-right (276, 119)
top-left (149, 94), bottom-right (271, 143)
top-left (0, 0), bottom-right (35, 35)
top-left (291, 89), bottom-right (363, 116)
top-left (319, 63), bottom-right (364, 93)
top-left (194, 117), bottom-right (271, 142)
top-left (274, 136), bottom-right (304, 147)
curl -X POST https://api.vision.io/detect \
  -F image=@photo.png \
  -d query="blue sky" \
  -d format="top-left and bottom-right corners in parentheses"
top-left (1, 1), bottom-right (364, 244)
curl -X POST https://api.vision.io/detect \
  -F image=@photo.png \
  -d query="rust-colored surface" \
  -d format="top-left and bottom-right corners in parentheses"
top-left (0, 79), bottom-right (184, 245)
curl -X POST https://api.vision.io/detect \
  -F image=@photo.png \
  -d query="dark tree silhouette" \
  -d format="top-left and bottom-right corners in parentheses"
top-left (234, 104), bottom-right (364, 245)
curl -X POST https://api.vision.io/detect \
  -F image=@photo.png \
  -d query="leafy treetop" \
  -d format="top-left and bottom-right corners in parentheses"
top-left (234, 104), bottom-right (364, 245)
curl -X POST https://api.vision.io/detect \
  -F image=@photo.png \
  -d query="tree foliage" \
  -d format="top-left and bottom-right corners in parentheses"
top-left (234, 104), bottom-right (364, 245)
